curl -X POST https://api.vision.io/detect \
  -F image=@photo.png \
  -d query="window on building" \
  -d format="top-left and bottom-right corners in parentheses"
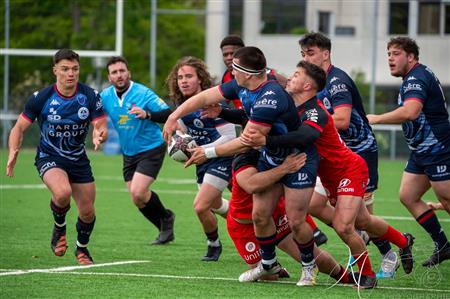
top-left (418, 1), bottom-right (440, 34)
top-left (229, 0), bottom-right (243, 36)
top-left (335, 26), bottom-right (355, 36)
top-left (445, 3), bottom-right (450, 34)
top-left (260, 0), bottom-right (306, 34)
top-left (389, 1), bottom-right (409, 34)
top-left (318, 11), bottom-right (331, 35)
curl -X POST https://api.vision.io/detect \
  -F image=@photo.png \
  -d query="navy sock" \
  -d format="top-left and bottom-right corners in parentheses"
top-left (417, 209), bottom-right (449, 250)
top-left (50, 199), bottom-right (70, 227)
top-left (296, 238), bottom-right (315, 264)
top-left (256, 233), bottom-right (277, 270)
top-left (372, 238), bottom-right (392, 255)
top-left (205, 228), bottom-right (219, 242)
top-left (76, 217), bottom-right (95, 247)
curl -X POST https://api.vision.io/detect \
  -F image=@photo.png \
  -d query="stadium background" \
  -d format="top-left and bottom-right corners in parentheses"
top-left (0, 1), bottom-right (449, 298)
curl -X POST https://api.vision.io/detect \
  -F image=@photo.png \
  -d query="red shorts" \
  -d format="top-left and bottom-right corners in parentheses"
top-left (226, 201), bottom-right (291, 265)
top-left (319, 154), bottom-right (368, 206)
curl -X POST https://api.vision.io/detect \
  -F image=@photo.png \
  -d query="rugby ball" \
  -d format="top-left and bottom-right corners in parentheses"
top-left (167, 132), bottom-right (197, 162)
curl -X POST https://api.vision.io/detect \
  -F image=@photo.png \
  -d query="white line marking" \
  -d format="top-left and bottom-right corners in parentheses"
top-left (0, 260), bottom-right (149, 276)
top-left (17, 270), bottom-right (450, 293)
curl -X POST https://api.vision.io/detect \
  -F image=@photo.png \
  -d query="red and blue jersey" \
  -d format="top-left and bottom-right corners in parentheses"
top-left (317, 65), bottom-right (377, 154)
top-left (398, 63), bottom-right (450, 156)
top-left (22, 83), bottom-right (105, 161)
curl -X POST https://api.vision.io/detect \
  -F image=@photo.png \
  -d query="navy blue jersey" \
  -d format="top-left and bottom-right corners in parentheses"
top-left (317, 65), bottom-right (377, 154)
top-left (219, 79), bottom-right (299, 165)
top-left (180, 110), bottom-right (228, 146)
top-left (398, 63), bottom-right (450, 155)
top-left (22, 83), bottom-right (105, 161)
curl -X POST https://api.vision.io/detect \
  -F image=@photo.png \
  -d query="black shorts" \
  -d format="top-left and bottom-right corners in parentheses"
top-left (358, 151), bottom-right (378, 193)
top-left (35, 155), bottom-right (94, 184)
top-left (123, 144), bottom-right (166, 182)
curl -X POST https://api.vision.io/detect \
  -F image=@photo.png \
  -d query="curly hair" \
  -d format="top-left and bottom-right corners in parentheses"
top-left (165, 56), bottom-right (213, 106)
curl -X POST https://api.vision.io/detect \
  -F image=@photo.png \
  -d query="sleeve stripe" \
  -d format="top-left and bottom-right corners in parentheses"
top-left (91, 114), bottom-right (107, 122)
top-left (248, 119), bottom-right (272, 127)
top-left (234, 164), bottom-right (254, 175)
top-left (304, 120), bottom-right (323, 132)
top-left (21, 113), bottom-right (33, 124)
top-left (218, 85), bottom-right (225, 97)
top-left (334, 103), bottom-right (352, 109)
top-left (404, 97), bottom-right (424, 103)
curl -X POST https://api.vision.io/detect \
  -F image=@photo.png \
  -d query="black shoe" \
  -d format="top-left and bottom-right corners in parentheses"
top-left (422, 244), bottom-right (450, 267)
top-left (201, 241), bottom-right (222, 262)
top-left (275, 262), bottom-right (290, 278)
top-left (399, 233), bottom-right (415, 274)
top-left (151, 210), bottom-right (175, 245)
top-left (75, 247), bottom-right (94, 265)
top-left (51, 225), bottom-right (67, 257)
top-left (352, 273), bottom-right (377, 289)
top-left (313, 228), bottom-right (328, 247)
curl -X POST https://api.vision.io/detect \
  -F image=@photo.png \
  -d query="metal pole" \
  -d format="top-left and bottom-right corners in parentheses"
top-left (369, 0), bottom-right (378, 114)
top-left (150, 0), bottom-right (157, 88)
top-left (115, 0), bottom-right (124, 55)
top-left (2, 0), bottom-right (10, 148)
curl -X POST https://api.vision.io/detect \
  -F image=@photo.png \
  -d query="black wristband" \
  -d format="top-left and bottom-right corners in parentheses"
top-left (145, 111), bottom-right (151, 120)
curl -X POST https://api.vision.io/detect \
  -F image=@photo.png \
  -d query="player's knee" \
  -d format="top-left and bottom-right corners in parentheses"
top-left (333, 222), bottom-right (353, 239)
top-left (288, 217), bottom-right (305, 234)
top-left (52, 186), bottom-right (72, 204)
top-left (129, 189), bottom-right (147, 206)
top-left (79, 207), bottom-right (95, 223)
top-left (252, 210), bottom-right (270, 227)
top-left (193, 200), bottom-right (209, 215)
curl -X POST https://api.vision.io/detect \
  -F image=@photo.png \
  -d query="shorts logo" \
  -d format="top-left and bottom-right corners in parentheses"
top-left (245, 242), bottom-right (256, 252)
top-left (437, 165), bottom-right (447, 173)
top-left (217, 166), bottom-right (228, 171)
top-left (39, 161), bottom-right (56, 176)
top-left (78, 107), bottom-right (90, 120)
top-left (298, 173), bottom-right (309, 181)
top-left (338, 178), bottom-right (351, 188)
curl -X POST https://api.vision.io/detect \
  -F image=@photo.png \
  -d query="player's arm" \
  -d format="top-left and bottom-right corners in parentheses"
top-left (237, 153), bottom-right (306, 194)
top-left (92, 117), bottom-right (108, 151)
top-left (6, 115), bottom-right (32, 177)
top-left (201, 105), bottom-right (248, 126)
top-left (332, 106), bottom-right (352, 130)
top-left (201, 122), bottom-right (236, 149)
top-left (367, 100), bottom-right (422, 124)
top-left (163, 86), bottom-right (225, 142)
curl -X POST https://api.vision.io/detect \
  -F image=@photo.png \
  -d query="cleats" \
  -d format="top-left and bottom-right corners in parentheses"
top-left (51, 225), bottom-right (68, 257)
top-left (201, 241), bottom-right (222, 262)
top-left (422, 244), bottom-right (450, 267)
top-left (313, 228), bottom-right (328, 247)
top-left (399, 233), bottom-right (415, 274)
top-left (239, 262), bottom-right (281, 282)
top-left (276, 266), bottom-right (290, 279)
top-left (376, 250), bottom-right (399, 279)
top-left (151, 209), bottom-right (175, 245)
top-left (75, 247), bottom-right (94, 265)
top-left (353, 273), bottom-right (377, 289)
top-left (296, 262), bottom-right (319, 286)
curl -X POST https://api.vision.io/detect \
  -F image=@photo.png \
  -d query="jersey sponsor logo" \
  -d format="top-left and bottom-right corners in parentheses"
top-left (245, 242), bottom-right (256, 253)
top-left (322, 97), bottom-right (331, 110)
top-left (403, 83), bottom-right (423, 93)
top-left (47, 107), bottom-right (61, 121)
top-left (277, 214), bottom-right (288, 226)
top-left (33, 91), bottom-right (39, 97)
top-left (50, 99), bottom-right (60, 106)
top-left (329, 84), bottom-right (348, 96)
top-left (306, 108), bottom-right (319, 123)
top-left (330, 76), bottom-right (339, 83)
top-left (254, 98), bottom-right (278, 109)
top-left (193, 118), bottom-right (205, 128)
top-left (77, 94), bottom-right (87, 105)
top-left (406, 76), bottom-right (417, 81)
top-left (118, 114), bottom-right (130, 124)
top-left (262, 90), bottom-right (276, 97)
top-left (78, 107), bottom-right (90, 120)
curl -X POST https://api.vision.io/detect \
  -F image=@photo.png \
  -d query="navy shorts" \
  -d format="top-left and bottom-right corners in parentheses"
top-left (123, 144), bottom-right (166, 182)
top-left (35, 154), bottom-right (94, 184)
top-left (358, 151), bottom-right (378, 193)
top-left (196, 156), bottom-right (233, 184)
top-left (258, 146), bottom-right (319, 189)
top-left (405, 152), bottom-right (450, 181)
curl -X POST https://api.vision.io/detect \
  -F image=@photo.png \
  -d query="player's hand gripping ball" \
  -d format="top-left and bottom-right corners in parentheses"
top-left (167, 132), bottom-right (197, 162)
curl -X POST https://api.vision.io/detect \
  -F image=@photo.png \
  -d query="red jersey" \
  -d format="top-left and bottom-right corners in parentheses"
top-left (221, 70), bottom-right (243, 109)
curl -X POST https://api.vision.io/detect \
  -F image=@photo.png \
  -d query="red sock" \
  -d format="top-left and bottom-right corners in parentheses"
top-left (331, 265), bottom-right (351, 283)
top-left (305, 214), bottom-right (318, 230)
top-left (353, 251), bottom-right (375, 277)
top-left (380, 226), bottom-right (407, 249)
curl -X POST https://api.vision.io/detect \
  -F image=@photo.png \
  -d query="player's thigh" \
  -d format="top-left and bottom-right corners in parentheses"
top-left (399, 171), bottom-right (430, 203)
top-left (71, 182), bottom-right (96, 216)
top-left (194, 180), bottom-right (223, 210)
top-left (252, 184), bottom-right (282, 219)
top-left (430, 179), bottom-right (450, 203)
top-left (284, 186), bottom-right (313, 214)
top-left (42, 168), bottom-right (72, 200)
top-left (129, 172), bottom-right (155, 196)
top-left (333, 195), bottom-right (363, 230)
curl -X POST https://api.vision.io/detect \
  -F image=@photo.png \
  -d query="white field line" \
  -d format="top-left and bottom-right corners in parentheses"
top-left (3, 269), bottom-right (449, 294)
top-left (0, 260), bottom-right (149, 276)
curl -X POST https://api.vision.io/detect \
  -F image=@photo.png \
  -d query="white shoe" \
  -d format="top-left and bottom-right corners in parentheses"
top-left (376, 250), bottom-right (399, 279)
top-left (238, 262), bottom-right (280, 282)
top-left (296, 262), bottom-right (319, 286)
